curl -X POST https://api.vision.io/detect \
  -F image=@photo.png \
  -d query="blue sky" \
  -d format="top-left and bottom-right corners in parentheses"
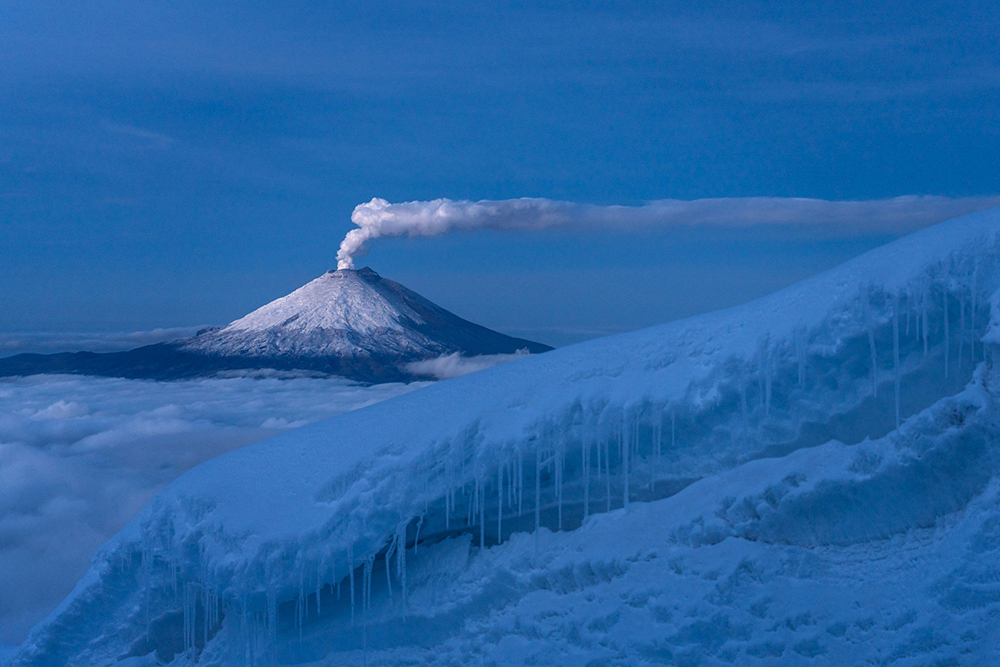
top-left (2, 1), bottom-right (999, 345)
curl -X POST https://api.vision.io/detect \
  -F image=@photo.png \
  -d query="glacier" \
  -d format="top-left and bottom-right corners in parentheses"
top-left (9, 208), bottom-right (1000, 666)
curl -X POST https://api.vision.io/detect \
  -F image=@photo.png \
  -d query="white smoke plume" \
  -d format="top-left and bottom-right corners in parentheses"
top-left (336, 195), bottom-right (1000, 269)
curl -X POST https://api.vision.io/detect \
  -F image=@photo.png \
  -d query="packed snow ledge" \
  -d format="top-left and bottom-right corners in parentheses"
top-left (11, 208), bottom-right (1000, 666)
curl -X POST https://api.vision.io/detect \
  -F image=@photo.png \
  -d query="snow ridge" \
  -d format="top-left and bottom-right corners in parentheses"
top-left (11, 208), bottom-right (1000, 666)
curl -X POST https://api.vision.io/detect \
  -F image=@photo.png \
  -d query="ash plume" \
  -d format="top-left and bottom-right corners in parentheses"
top-left (336, 195), bottom-right (1000, 269)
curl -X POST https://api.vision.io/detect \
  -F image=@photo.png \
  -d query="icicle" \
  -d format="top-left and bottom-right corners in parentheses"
top-left (649, 418), bottom-right (658, 492)
top-left (141, 538), bottom-right (152, 637)
top-left (514, 453), bottom-right (520, 515)
top-left (475, 474), bottom-right (481, 522)
top-left (444, 473), bottom-right (455, 530)
top-left (757, 341), bottom-right (766, 409)
top-left (605, 435), bottom-right (611, 513)
top-left (497, 462), bottom-right (503, 543)
top-left (385, 537), bottom-right (396, 601)
top-left (739, 364), bottom-right (748, 439)
top-left (479, 480), bottom-right (486, 548)
top-left (466, 481), bottom-right (474, 526)
top-left (295, 570), bottom-right (306, 642)
top-left (862, 287), bottom-right (878, 397)
top-left (672, 409), bottom-right (677, 452)
top-left (765, 353), bottom-right (773, 416)
top-left (972, 261), bottom-right (980, 362)
top-left (189, 583), bottom-right (196, 656)
top-left (414, 514), bottom-right (424, 555)
top-left (622, 419), bottom-right (630, 508)
top-left (596, 429), bottom-right (603, 481)
top-left (237, 593), bottom-right (247, 664)
top-left (397, 523), bottom-right (408, 610)
top-left (944, 290), bottom-right (950, 378)
top-left (204, 588), bottom-right (210, 649)
top-left (363, 554), bottom-right (375, 614)
top-left (509, 458), bottom-right (515, 510)
top-left (267, 588), bottom-right (277, 655)
top-left (183, 583), bottom-right (190, 654)
top-left (518, 449), bottom-right (524, 516)
top-left (582, 435), bottom-right (590, 521)
top-left (632, 416), bottom-right (639, 463)
top-left (362, 557), bottom-right (369, 614)
top-left (958, 298), bottom-right (966, 369)
top-left (535, 444), bottom-right (542, 552)
top-left (922, 296), bottom-right (929, 357)
top-left (556, 443), bottom-right (563, 531)
top-left (755, 338), bottom-right (773, 415)
top-left (316, 559), bottom-right (323, 617)
top-left (893, 295), bottom-right (900, 429)
top-left (348, 547), bottom-right (355, 624)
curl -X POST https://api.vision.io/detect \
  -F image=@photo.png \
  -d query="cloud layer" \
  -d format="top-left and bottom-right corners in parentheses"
top-left (404, 351), bottom-right (529, 380)
top-left (337, 195), bottom-right (1000, 269)
top-left (0, 374), bottom-right (422, 644)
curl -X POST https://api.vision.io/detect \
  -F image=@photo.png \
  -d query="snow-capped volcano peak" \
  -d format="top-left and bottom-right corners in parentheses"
top-left (181, 266), bottom-right (550, 364)
top-left (0, 266), bottom-right (550, 383)
top-left (220, 268), bottom-right (423, 338)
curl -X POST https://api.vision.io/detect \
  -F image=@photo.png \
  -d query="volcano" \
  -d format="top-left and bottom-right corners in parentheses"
top-left (0, 268), bottom-right (551, 383)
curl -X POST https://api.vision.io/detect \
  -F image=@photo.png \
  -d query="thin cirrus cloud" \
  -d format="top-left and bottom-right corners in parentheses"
top-left (0, 372), bottom-right (424, 645)
top-left (336, 195), bottom-right (1000, 269)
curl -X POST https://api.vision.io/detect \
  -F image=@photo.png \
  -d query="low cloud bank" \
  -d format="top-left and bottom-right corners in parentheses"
top-left (337, 195), bottom-right (1000, 268)
top-left (0, 327), bottom-right (206, 357)
top-left (0, 374), bottom-right (422, 644)
top-left (404, 351), bottom-right (530, 380)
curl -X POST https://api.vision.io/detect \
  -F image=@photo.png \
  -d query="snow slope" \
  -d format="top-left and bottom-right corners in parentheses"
top-left (10, 209), bottom-right (1000, 666)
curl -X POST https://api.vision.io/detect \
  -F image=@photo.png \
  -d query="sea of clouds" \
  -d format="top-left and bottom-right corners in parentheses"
top-left (0, 372), bottom-right (423, 645)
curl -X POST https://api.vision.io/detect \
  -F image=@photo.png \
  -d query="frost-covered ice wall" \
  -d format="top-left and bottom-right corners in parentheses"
top-left (10, 208), bottom-right (1000, 666)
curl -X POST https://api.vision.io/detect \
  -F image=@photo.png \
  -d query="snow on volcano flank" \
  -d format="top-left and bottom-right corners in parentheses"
top-left (185, 268), bottom-right (429, 358)
top-left (183, 267), bottom-right (550, 361)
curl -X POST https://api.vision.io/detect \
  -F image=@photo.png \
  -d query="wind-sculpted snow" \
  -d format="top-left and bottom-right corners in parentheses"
top-left (10, 208), bottom-right (1000, 665)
